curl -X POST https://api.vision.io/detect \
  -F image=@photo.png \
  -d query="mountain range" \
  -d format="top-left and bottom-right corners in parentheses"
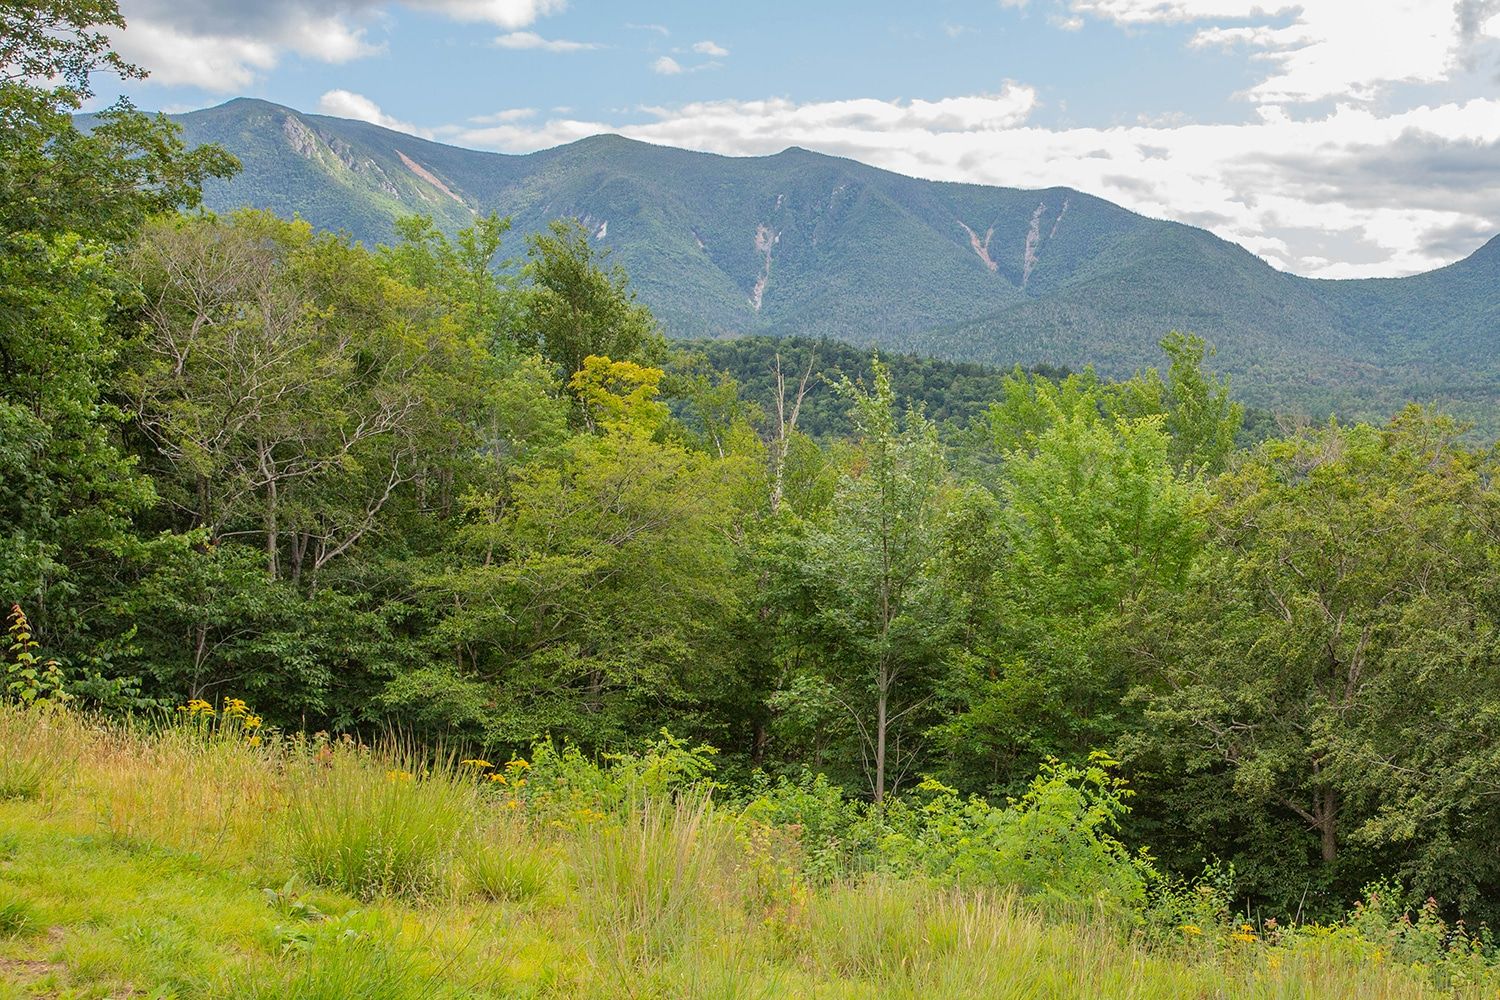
top-left (149, 98), bottom-right (1500, 419)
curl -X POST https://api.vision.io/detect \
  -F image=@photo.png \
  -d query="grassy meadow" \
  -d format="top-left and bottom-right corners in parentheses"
top-left (0, 705), bottom-right (1495, 999)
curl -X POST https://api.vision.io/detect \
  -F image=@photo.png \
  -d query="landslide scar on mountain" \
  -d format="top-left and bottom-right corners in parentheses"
top-left (751, 224), bottom-right (780, 312)
top-left (1022, 203), bottom-right (1045, 287)
top-left (1048, 197), bottom-right (1070, 241)
top-left (396, 150), bottom-right (466, 206)
top-left (958, 221), bottom-right (998, 272)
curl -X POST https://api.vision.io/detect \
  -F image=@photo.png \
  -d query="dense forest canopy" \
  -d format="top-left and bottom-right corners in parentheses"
top-left (10, 0), bottom-right (1500, 941)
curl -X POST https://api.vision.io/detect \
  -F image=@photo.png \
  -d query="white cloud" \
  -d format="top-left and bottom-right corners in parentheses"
top-left (115, 4), bottom-right (383, 90)
top-left (443, 85), bottom-right (1500, 278)
top-left (495, 30), bottom-right (600, 51)
top-left (402, 0), bottom-right (566, 27)
top-left (652, 55), bottom-right (684, 75)
top-left (113, 20), bottom-right (280, 90)
top-left (1073, 0), bottom-right (1479, 104)
top-left (468, 107), bottom-right (537, 123)
top-left (691, 40), bottom-right (730, 56)
top-left (317, 89), bottom-right (433, 138)
top-left (116, 0), bottom-right (567, 90)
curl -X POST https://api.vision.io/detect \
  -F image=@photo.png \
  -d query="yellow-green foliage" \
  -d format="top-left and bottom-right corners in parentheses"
top-left (0, 703), bottom-right (1495, 999)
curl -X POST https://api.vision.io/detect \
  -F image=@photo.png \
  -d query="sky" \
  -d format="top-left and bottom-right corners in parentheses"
top-left (97, 0), bottom-right (1500, 278)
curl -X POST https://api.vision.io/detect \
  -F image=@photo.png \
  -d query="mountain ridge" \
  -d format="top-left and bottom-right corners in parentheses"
top-left (119, 98), bottom-right (1500, 419)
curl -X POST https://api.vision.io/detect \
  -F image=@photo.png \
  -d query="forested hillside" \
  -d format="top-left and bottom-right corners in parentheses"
top-left (12, 4), bottom-right (1500, 996)
top-left (144, 98), bottom-right (1500, 422)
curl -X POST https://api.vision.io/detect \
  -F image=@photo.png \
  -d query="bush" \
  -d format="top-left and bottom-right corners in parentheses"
top-left (874, 753), bottom-right (1153, 915)
top-left (741, 768), bottom-right (874, 881)
top-left (284, 746), bottom-right (475, 901)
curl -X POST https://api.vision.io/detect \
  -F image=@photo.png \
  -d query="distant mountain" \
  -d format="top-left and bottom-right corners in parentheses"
top-left (143, 98), bottom-right (1500, 419)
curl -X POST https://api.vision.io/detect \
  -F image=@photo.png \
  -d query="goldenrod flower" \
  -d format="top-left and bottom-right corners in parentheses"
top-left (1180, 924), bottom-right (1203, 936)
top-left (460, 758), bottom-right (495, 769)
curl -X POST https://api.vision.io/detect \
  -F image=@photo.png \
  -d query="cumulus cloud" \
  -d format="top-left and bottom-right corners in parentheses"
top-left (116, 0), bottom-right (568, 90)
top-left (317, 89), bottom-right (433, 138)
top-left (652, 55), bottom-right (684, 75)
top-left (437, 84), bottom-right (1499, 278)
top-left (691, 40), bottom-right (730, 56)
top-left (1073, 0), bottom-right (1489, 103)
top-left (495, 31), bottom-right (600, 51)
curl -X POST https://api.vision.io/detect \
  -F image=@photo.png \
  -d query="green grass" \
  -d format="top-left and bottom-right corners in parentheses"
top-left (0, 704), bottom-right (1490, 999)
top-left (283, 749), bottom-right (476, 901)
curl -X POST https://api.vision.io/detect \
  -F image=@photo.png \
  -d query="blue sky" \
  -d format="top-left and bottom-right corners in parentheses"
top-left (103, 1), bottom-right (1500, 277)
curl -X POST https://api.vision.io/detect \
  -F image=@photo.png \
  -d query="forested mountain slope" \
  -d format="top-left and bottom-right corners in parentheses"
top-left (149, 98), bottom-right (1499, 418)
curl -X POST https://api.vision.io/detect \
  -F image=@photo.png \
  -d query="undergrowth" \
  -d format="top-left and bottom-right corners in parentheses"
top-left (0, 703), bottom-right (1496, 999)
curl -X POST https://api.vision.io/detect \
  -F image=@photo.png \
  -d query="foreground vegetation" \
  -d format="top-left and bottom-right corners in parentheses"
top-left (3, 705), bottom-right (1497, 999)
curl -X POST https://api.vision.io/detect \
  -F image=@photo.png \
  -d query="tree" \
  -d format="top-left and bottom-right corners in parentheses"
top-left (0, 0), bottom-right (234, 655)
top-left (784, 359), bottom-right (952, 803)
top-left (379, 213), bottom-right (516, 355)
top-left (937, 390), bottom-right (1204, 796)
top-left (1126, 408), bottom-right (1500, 915)
top-left (126, 211), bottom-right (494, 582)
top-left (518, 219), bottom-right (658, 385)
top-left (406, 350), bottom-right (756, 751)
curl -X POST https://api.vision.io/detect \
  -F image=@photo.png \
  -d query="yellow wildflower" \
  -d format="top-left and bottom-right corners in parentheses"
top-left (246, 735), bottom-right (262, 747)
top-left (386, 769), bottom-right (414, 783)
top-left (1180, 925), bottom-right (1203, 936)
top-left (460, 758), bottom-right (495, 769)
top-left (489, 774), bottom-right (507, 784)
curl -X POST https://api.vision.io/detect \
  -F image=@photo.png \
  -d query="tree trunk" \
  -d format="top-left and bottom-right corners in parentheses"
top-left (262, 443), bottom-right (279, 579)
top-left (874, 660), bottom-right (888, 805)
top-left (1319, 786), bottom-right (1338, 863)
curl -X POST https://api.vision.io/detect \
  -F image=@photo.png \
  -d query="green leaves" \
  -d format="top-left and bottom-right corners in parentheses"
top-left (1126, 407), bottom-right (1500, 916)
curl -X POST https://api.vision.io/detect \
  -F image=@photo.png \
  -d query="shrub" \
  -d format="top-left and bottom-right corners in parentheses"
top-left (741, 768), bottom-right (873, 881)
top-left (284, 746), bottom-right (474, 901)
top-left (876, 753), bottom-right (1152, 915)
top-left (4, 605), bottom-right (66, 708)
